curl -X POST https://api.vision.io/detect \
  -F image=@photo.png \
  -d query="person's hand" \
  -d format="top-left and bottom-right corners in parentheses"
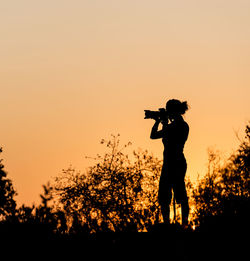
top-left (154, 118), bottom-right (161, 124)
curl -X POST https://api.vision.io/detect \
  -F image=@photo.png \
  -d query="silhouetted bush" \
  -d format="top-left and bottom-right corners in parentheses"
top-left (0, 147), bottom-right (17, 221)
top-left (53, 135), bottom-right (163, 232)
top-left (1, 124), bottom-right (249, 242)
top-left (192, 124), bottom-right (250, 232)
top-left (16, 183), bottom-right (68, 237)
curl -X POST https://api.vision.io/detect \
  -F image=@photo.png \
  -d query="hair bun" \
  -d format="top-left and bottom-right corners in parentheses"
top-left (180, 101), bottom-right (189, 114)
top-left (166, 99), bottom-right (189, 115)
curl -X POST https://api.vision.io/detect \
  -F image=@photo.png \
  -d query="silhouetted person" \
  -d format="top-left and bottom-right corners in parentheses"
top-left (150, 99), bottom-right (189, 225)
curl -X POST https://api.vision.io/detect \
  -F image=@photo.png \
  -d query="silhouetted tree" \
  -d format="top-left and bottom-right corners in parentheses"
top-left (15, 183), bottom-right (67, 238)
top-left (192, 124), bottom-right (250, 231)
top-left (0, 147), bottom-right (17, 221)
top-left (53, 135), bottom-right (162, 232)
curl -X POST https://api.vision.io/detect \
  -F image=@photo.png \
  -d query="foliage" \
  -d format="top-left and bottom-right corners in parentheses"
top-left (192, 124), bottom-right (250, 230)
top-left (0, 124), bottom-right (249, 236)
top-left (0, 147), bottom-right (17, 220)
top-left (53, 135), bottom-right (162, 232)
top-left (15, 183), bottom-right (67, 234)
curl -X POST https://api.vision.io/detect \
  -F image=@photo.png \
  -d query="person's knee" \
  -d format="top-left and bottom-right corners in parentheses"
top-left (158, 194), bottom-right (171, 207)
top-left (180, 197), bottom-right (189, 206)
top-left (180, 199), bottom-right (189, 215)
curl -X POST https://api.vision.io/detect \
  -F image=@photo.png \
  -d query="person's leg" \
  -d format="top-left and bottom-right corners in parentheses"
top-left (160, 203), bottom-right (170, 224)
top-left (158, 174), bottom-right (172, 224)
top-left (174, 158), bottom-right (189, 226)
top-left (174, 179), bottom-right (189, 225)
top-left (181, 198), bottom-right (189, 225)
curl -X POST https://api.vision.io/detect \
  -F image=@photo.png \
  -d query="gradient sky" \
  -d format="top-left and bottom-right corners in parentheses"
top-left (1, 0), bottom-right (250, 205)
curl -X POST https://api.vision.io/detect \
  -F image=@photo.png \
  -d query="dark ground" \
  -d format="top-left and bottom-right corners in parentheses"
top-left (0, 223), bottom-right (247, 260)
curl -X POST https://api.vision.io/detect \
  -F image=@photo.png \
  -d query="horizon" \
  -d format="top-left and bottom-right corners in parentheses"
top-left (1, 0), bottom-right (249, 205)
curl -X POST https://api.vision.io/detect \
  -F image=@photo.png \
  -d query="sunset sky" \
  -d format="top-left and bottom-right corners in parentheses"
top-left (1, 0), bottom-right (249, 205)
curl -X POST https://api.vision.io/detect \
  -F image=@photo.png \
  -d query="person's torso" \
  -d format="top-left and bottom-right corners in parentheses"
top-left (162, 119), bottom-right (189, 159)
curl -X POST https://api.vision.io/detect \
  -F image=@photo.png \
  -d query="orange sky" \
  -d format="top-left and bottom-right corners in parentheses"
top-left (1, 0), bottom-right (250, 205)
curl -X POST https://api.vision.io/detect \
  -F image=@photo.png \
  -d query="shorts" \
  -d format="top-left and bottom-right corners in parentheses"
top-left (158, 157), bottom-right (188, 205)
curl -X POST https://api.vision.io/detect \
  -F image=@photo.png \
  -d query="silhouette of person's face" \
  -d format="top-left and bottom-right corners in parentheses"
top-left (166, 106), bottom-right (175, 120)
top-left (166, 109), bottom-right (180, 121)
top-left (168, 112), bottom-right (175, 121)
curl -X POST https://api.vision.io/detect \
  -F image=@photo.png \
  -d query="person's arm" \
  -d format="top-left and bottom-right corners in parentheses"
top-left (150, 120), bottom-right (163, 139)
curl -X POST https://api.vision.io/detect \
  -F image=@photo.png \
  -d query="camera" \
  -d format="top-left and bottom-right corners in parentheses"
top-left (144, 108), bottom-right (168, 121)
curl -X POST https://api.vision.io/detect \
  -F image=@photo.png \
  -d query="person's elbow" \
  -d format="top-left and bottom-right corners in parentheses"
top-left (150, 133), bottom-right (158, 139)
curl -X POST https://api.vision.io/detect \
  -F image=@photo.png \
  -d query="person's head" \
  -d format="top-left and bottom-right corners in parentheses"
top-left (166, 99), bottom-right (189, 119)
